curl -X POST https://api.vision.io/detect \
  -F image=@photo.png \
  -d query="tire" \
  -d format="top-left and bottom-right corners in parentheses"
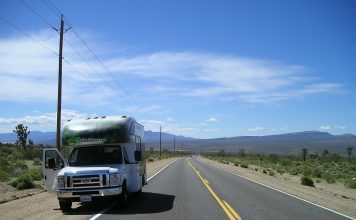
top-left (59, 200), bottom-right (72, 211)
top-left (120, 183), bottom-right (128, 208)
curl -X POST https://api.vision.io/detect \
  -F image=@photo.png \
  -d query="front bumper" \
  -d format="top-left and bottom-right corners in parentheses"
top-left (57, 186), bottom-right (122, 200)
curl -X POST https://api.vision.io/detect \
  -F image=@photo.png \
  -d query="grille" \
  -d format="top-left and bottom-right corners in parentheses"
top-left (65, 174), bottom-right (109, 189)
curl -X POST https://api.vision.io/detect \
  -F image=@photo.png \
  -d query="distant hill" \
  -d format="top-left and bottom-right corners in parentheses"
top-left (1, 130), bottom-right (355, 156)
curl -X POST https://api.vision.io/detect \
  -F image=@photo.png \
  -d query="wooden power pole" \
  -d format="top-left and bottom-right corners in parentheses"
top-left (159, 125), bottom-right (162, 158)
top-left (174, 136), bottom-right (176, 157)
top-left (56, 15), bottom-right (64, 151)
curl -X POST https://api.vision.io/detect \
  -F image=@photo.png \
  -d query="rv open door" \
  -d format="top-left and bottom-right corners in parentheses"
top-left (42, 148), bottom-right (66, 193)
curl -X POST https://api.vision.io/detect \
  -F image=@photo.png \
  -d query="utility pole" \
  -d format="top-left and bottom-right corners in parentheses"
top-left (173, 136), bottom-right (176, 157)
top-left (56, 15), bottom-right (64, 151)
top-left (159, 125), bottom-right (162, 158)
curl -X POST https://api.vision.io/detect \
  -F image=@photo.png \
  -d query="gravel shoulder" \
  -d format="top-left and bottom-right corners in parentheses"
top-left (199, 156), bottom-right (356, 218)
top-left (0, 157), bottom-right (177, 220)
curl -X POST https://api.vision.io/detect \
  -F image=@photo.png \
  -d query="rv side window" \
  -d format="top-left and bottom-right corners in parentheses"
top-left (123, 147), bottom-right (130, 164)
top-left (129, 122), bottom-right (135, 135)
top-left (135, 136), bottom-right (141, 151)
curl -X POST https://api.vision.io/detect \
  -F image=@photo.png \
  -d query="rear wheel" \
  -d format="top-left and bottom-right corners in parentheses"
top-left (59, 200), bottom-right (72, 211)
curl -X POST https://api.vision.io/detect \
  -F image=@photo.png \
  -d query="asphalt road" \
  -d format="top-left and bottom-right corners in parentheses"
top-left (94, 157), bottom-right (351, 220)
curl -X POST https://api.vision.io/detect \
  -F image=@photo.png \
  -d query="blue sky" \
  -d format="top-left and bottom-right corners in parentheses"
top-left (0, 0), bottom-right (355, 138)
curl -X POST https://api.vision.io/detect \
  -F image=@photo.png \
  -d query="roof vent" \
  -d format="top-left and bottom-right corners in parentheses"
top-left (101, 116), bottom-right (106, 118)
top-left (93, 116), bottom-right (99, 119)
top-left (121, 115), bottom-right (127, 118)
top-left (86, 117), bottom-right (91, 120)
top-left (67, 119), bottom-right (72, 122)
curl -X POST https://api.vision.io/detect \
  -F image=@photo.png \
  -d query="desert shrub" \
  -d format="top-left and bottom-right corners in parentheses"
top-left (323, 173), bottom-right (336, 184)
top-left (33, 158), bottom-right (42, 166)
top-left (241, 164), bottom-right (248, 168)
top-left (268, 170), bottom-right (275, 176)
top-left (301, 176), bottom-right (314, 187)
top-left (11, 174), bottom-right (35, 190)
top-left (14, 161), bottom-right (28, 170)
top-left (344, 179), bottom-right (356, 189)
top-left (28, 169), bottom-right (42, 181)
top-left (234, 163), bottom-right (239, 167)
top-left (148, 158), bottom-right (154, 162)
top-left (276, 169), bottom-right (284, 175)
top-left (312, 168), bottom-right (323, 178)
top-left (0, 170), bottom-right (10, 182)
top-left (302, 167), bottom-right (312, 177)
top-left (280, 159), bottom-right (292, 167)
top-left (255, 168), bottom-right (258, 171)
top-left (263, 169), bottom-right (267, 174)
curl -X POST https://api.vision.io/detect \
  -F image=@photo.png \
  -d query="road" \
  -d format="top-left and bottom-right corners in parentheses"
top-left (93, 157), bottom-right (352, 220)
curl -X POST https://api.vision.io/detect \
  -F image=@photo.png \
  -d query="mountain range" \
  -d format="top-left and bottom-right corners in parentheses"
top-left (1, 131), bottom-right (355, 156)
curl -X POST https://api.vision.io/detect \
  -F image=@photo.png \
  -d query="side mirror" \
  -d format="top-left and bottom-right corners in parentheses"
top-left (135, 151), bottom-right (142, 162)
top-left (48, 158), bottom-right (56, 169)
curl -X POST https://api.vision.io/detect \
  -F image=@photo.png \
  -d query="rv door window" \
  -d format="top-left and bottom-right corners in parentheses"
top-left (45, 149), bottom-right (65, 169)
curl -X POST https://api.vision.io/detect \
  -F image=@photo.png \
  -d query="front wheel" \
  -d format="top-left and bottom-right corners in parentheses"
top-left (119, 184), bottom-right (128, 208)
top-left (59, 200), bottom-right (72, 211)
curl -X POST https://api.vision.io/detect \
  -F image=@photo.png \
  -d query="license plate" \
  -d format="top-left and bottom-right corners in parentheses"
top-left (80, 195), bottom-right (91, 202)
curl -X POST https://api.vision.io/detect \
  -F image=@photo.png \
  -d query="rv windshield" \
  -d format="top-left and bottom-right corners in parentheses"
top-left (68, 145), bottom-right (123, 166)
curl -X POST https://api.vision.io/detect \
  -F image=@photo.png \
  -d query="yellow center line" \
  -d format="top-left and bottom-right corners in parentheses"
top-left (223, 200), bottom-right (241, 220)
top-left (188, 160), bottom-right (241, 220)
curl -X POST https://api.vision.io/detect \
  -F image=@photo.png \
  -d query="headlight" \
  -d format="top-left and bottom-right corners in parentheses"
top-left (109, 173), bottom-right (120, 186)
top-left (57, 176), bottom-right (65, 188)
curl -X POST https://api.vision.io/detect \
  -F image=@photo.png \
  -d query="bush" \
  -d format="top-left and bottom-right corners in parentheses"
top-left (241, 164), bottom-right (248, 168)
top-left (234, 163), bottom-right (239, 167)
top-left (301, 176), bottom-right (315, 187)
top-left (14, 161), bottom-right (28, 170)
top-left (255, 168), bottom-right (258, 171)
top-left (323, 173), bottom-right (336, 184)
top-left (11, 174), bottom-right (35, 190)
top-left (148, 158), bottom-right (154, 162)
top-left (312, 168), bottom-right (323, 178)
top-left (268, 170), bottom-right (275, 176)
top-left (263, 170), bottom-right (267, 174)
top-left (315, 179), bottom-right (322, 183)
top-left (0, 170), bottom-right (10, 182)
top-left (33, 158), bottom-right (42, 166)
top-left (344, 179), bottom-right (356, 189)
top-left (28, 169), bottom-right (42, 181)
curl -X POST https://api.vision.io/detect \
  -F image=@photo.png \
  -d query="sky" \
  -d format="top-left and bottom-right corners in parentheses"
top-left (0, 0), bottom-right (355, 138)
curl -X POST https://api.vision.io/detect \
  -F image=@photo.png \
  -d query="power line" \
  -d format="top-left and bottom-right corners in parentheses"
top-left (42, 0), bottom-right (148, 117)
top-left (41, 0), bottom-right (61, 18)
top-left (19, 0), bottom-right (54, 29)
top-left (64, 38), bottom-right (128, 100)
top-left (0, 16), bottom-right (58, 56)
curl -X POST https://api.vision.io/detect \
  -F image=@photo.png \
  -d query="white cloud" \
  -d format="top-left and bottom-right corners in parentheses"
top-left (0, 29), bottom-right (344, 107)
top-left (334, 125), bottom-right (346, 129)
top-left (248, 126), bottom-right (264, 132)
top-left (0, 109), bottom-right (96, 132)
top-left (206, 117), bottom-right (219, 122)
top-left (320, 125), bottom-right (332, 130)
top-left (319, 125), bottom-right (346, 131)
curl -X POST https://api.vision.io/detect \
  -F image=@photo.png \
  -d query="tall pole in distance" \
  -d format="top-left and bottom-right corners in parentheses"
top-left (56, 15), bottom-right (64, 151)
top-left (159, 125), bottom-right (162, 158)
top-left (173, 136), bottom-right (176, 157)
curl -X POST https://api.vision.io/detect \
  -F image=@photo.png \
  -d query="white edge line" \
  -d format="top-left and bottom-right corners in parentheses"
top-left (203, 160), bottom-right (356, 220)
top-left (89, 158), bottom-right (178, 220)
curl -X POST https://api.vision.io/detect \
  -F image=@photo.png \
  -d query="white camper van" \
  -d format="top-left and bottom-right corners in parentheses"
top-left (42, 116), bottom-right (146, 211)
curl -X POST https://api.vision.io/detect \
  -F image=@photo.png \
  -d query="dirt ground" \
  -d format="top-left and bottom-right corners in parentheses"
top-left (0, 157), bottom-right (177, 220)
top-left (198, 156), bottom-right (356, 218)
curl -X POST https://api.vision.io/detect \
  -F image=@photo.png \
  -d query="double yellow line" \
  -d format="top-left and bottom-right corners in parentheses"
top-left (188, 160), bottom-right (241, 220)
